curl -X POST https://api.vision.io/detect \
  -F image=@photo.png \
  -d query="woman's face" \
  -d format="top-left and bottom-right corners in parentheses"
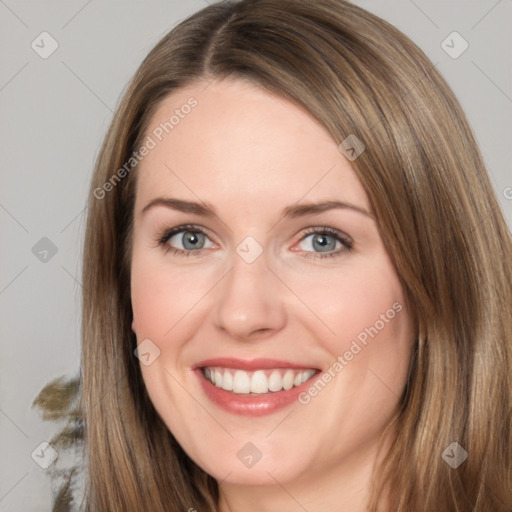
top-left (130, 77), bottom-right (414, 489)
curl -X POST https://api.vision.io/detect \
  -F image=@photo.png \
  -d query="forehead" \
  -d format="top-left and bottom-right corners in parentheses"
top-left (135, 78), bottom-right (370, 214)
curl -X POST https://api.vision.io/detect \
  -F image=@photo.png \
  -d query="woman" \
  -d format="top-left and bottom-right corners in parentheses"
top-left (80, 0), bottom-right (512, 510)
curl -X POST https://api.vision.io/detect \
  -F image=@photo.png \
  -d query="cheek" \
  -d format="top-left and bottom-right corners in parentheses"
top-left (290, 255), bottom-right (407, 345)
top-left (332, 262), bottom-right (412, 399)
top-left (131, 262), bottom-right (167, 336)
top-left (340, 268), bottom-right (404, 343)
top-left (289, 251), bottom-right (413, 402)
top-left (130, 254), bottom-right (208, 338)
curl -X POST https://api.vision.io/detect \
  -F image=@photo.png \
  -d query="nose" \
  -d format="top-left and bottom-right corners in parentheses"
top-left (212, 249), bottom-right (287, 341)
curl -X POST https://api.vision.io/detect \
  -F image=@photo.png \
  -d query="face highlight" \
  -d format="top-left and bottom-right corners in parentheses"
top-left (130, 77), bottom-right (414, 499)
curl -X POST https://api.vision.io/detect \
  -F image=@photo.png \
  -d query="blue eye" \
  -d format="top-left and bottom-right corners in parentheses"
top-left (169, 230), bottom-right (211, 251)
top-left (157, 225), bottom-right (213, 257)
top-left (295, 227), bottom-right (353, 259)
top-left (155, 225), bottom-right (352, 259)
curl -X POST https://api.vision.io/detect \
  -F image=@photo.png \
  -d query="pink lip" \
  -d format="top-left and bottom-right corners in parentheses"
top-left (193, 357), bottom-right (316, 371)
top-left (193, 358), bottom-right (319, 417)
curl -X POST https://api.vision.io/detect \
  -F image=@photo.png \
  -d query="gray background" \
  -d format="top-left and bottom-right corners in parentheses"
top-left (1, 1), bottom-right (511, 510)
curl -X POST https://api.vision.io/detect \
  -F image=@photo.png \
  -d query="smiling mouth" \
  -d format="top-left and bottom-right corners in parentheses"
top-left (201, 367), bottom-right (319, 395)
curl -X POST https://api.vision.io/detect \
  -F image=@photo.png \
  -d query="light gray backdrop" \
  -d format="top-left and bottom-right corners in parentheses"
top-left (1, 1), bottom-right (511, 510)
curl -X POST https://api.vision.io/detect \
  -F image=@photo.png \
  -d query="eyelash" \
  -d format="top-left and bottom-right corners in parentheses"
top-left (154, 224), bottom-right (353, 260)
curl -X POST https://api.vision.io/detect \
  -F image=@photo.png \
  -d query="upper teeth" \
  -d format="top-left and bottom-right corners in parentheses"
top-left (203, 367), bottom-right (317, 394)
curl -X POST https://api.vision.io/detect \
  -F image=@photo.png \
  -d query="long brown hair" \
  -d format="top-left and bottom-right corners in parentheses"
top-left (81, 0), bottom-right (512, 510)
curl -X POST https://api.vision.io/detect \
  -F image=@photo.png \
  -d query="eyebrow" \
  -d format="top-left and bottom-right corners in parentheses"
top-left (141, 197), bottom-right (374, 220)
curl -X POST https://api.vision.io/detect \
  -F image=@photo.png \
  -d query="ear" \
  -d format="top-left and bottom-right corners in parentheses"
top-left (131, 317), bottom-right (137, 333)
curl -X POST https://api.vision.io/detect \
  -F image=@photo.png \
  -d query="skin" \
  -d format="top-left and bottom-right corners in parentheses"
top-left (130, 77), bottom-right (415, 512)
